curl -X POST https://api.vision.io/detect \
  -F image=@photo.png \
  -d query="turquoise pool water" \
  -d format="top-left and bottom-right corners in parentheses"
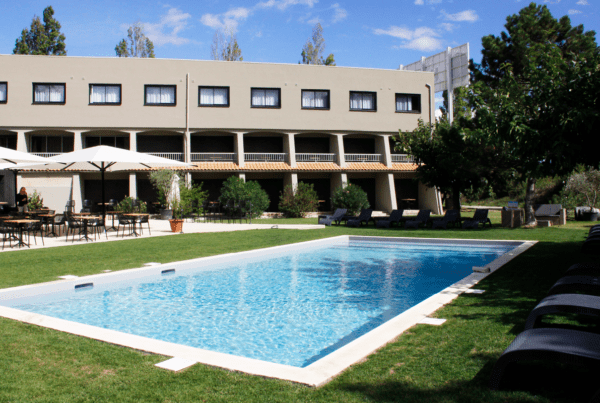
top-left (10, 238), bottom-right (516, 367)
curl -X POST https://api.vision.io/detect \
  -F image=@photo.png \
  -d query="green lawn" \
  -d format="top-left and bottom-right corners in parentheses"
top-left (1, 216), bottom-right (598, 402)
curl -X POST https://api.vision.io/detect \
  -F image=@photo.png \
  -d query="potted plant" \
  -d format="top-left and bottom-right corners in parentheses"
top-left (27, 190), bottom-right (45, 211)
top-left (564, 167), bottom-right (600, 221)
top-left (169, 198), bottom-right (185, 233)
top-left (149, 169), bottom-right (181, 220)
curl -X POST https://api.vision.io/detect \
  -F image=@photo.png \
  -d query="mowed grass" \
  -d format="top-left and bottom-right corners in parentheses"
top-left (1, 213), bottom-right (598, 403)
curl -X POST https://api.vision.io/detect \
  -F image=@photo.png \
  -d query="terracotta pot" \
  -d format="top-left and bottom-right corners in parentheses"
top-left (169, 219), bottom-right (184, 233)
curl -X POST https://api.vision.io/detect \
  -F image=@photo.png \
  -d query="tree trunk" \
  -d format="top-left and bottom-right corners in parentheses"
top-left (524, 177), bottom-right (536, 225)
top-left (447, 184), bottom-right (461, 211)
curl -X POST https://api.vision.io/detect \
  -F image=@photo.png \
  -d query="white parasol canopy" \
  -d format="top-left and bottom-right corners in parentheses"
top-left (0, 146), bottom-right (57, 166)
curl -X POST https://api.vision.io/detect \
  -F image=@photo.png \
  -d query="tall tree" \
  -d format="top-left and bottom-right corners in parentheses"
top-left (13, 6), bottom-right (66, 55)
top-left (438, 86), bottom-right (471, 123)
top-left (115, 22), bottom-right (155, 58)
top-left (469, 3), bottom-right (599, 224)
top-left (300, 23), bottom-right (335, 66)
top-left (211, 29), bottom-right (243, 61)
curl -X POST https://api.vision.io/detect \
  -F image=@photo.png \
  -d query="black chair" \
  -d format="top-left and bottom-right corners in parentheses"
top-left (318, 208), bottom-right (347, 226)
top-left (376, 209), bottom-right (404, 228)
top-left (346, 209), bottom-right (374, 227)
top-left (461, 209), bottom-right (492, 229)
top-left (83, 199), bottom-right (93, 212)
top-left (1, 221), bottom-right (14, 250)
top-left (135, 214), bottom-right (151, 235)
top-left (89, 217), bottom-right (107, 240)
top-left (431, 209), bottom-right (461, 229)
top-left (65, 213), bottom-right (84, 242)
top-left (132, 199), bottom-right (140, 212)
top-left (65, 200), bottom-right (75, 213)
top-left (117, 214), bottom-right (133, 237)
top-left (107, 199), bottom-right (117, 212)
top-left (404, 210), bottom-right (431, 229)
top-left (52, 213), bottom-right (67, 236)
top-left (25, 221), bottom-right (44, 246)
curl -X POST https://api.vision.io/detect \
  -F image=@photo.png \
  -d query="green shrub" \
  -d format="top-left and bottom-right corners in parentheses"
top-left (27, 190), bottom-right (44, 210)
top-left (149, 169), bottom-right (182, 208)
top-left (331, 183), bottom-right (369, 215)
top-left (219, 176), bottom-right (270, 219)
top-left (178, 182), bottom-right (209, 219)
top-left (116, 196), bottom-right (147, 213)
top-left (278, 182), bottom-right (319, 218)
top-left (562, 167), bottom-right (600, 210)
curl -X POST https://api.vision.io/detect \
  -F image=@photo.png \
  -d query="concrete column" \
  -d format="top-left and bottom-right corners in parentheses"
top-left (73, 131), bottom-right (83, 150)
top-left (71, 174), bottom-right (83, 211)
top-left (185, 172), bottom-right (192, 188)
top-left (234, 132), bottom-right (245, 168)
top-left (284, 133), bottom-right (296, 167)
top-left (284, 172), bottom-right (298, 190)
top-left (375, 135), bottom-right (393, 167)
top-left (375, 173), bottom-right (397, 212)
top-left (418, 182), bottom-right (443, 214)
top-left (129, 173), bottom-right (137, 199)
top-left (184, 130), bottom-right (191, 163)
top-left (16, 131), bottom-right (28, 152)
top-left (330, 172), bottom-right (348, 212)
top-left (129, 131), bottom-right (137, 151)
top-left (330, 134), bottom-right (346, 168)
top-left (237, 172), bottom-right (246, 181)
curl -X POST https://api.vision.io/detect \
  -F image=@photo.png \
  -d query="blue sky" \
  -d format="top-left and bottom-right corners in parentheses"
top-left (1, 0), bottom-right (597, 70)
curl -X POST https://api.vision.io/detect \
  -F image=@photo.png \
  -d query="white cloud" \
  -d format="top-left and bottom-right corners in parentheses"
top-left (544, 0), bottom-right (561, 3)
top-left (577, 0), bottom-right (589, 5)
top-left (568, 9), bottom-right (582, 14)
top-left (307, 17), bottom-right (322, 24)
top-left (441, 9), bottom-right (479, 22)
top-left (397, 36), bottom-right (444, 52)
top-left (415, 0), bottom-right (443, 4)
top-left (331, 3), bottom-right (348, 23)
top-left (439, 22), bottom-right (455, 32)
top-left (257, 0), bottom-right (318, 11)
top-left (375, 25), bottom-right (444, 52)
top-left (200, 7), bottom-right (251, 33)
top-left (144, 8), bottom-right (192, 46)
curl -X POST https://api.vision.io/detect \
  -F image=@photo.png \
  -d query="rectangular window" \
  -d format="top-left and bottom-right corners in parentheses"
top-left (0, 82), bottom-right (7, 104)
top-left (301, 90), bottom-right (330, 110)
top-left (31, 135), bottom-right (74, 153)
top-left (349, 91), bottom-right (376, 111)
top-left (396, 94), bottom-right (421, 113)
top-left (90, 84), bottom-right (121, 105)
top-left (85, 136), bottom-right (129, 149)
top-left (199, 86), bottom-right (229, 107)
top-left (33, 83), bottom-right (65, 104)
top-left (251, 88), bottom-right (281, 108)
top-left (144, 85), bottom-right (176, 106)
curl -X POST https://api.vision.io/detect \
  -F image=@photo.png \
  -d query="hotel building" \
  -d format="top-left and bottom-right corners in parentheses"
top-left (0, 54), bottom-right (442, 214)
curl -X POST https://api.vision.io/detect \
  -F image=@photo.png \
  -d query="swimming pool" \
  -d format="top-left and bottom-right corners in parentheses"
top-left (0, 236), bottom-right (535, 385)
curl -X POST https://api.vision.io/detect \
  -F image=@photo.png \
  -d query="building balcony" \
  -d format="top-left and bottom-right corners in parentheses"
top-left (244, 153), bottom-right (287, 162)
top-left (295, 153), bottom-right (336, 162)
top-left (143, 152), bottom-right (184, 162)
top-left (191, 153), bottom-right (236, 162)
top-left (31, 152), bottom-right (64, 157)
top-left (344, 154), bottom-right (382, 163)
top-left (391, 154), bottom-right (415, 163)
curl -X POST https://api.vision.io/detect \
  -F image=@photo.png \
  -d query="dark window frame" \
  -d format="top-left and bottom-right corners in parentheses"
top-left (89, 84), bottom-right (122, 106)
top-left (0, 82), bottom-right (7, 104)
top-left (251, 87), bottom-right (281, 109)
top-left (349, 91), bottom-right (377, 112)
top-left (30, 134), bottom-right (74, 153)
top-left (32, 82), bottom-right (66, 105)
top-left (144, 84), bottom-right (177, 106)
top-left (301, 89), bottom-right (330, 110)
top-left (84, 135), bottom-right (129, 149)
top-left (198, 86), bottom-right (230, 107)
top-left (395, 93), bottom-right (421, 113)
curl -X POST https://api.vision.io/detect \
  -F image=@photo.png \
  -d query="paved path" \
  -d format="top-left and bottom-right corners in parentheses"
top-left (0, 219), bottom-right (325, 253)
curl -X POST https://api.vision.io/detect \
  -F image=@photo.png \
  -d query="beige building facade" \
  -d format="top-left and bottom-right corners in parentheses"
top-left (0, 54), bottom-right (442, 214)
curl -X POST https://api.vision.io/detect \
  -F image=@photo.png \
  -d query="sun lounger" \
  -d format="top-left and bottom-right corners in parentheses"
top-left (346, 209), bottom-right (373, 227)
top-left (461, 208), bottom-right (492, 229)
top-left (547, 275), bottom-right (600, 296)
top-left (318, 208), bottom-right (347, 226)
top-left (565, 263), bottom-right (600, 277)
top-left (431, 209), bottom-right (461, 229)
top-left (375, 209), bottom-right (404, 228)
top-left (489, 328), bottom-right (600, 390)
top-left (404, 210), bottom-right (431, 229)
top-left (525, 293), bottom-right (600, 330)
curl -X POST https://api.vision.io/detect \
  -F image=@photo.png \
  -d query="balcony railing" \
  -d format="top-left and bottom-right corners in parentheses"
top-left (31, 152), bottom-right (63, 157)
top-left (244, 153), bottom-right (287, 162)
top-left (295, 153), bottom-right (336, 162)
top-left (143, 152), bottom-right (184, 161)
top-left (191, 153), bottom-right (236, 162)
top-left (391, 154), bottom-right (416, 163)
top-left (344, 154), bottom-right (382, 163)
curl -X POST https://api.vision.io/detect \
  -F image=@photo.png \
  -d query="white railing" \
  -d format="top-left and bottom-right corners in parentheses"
top-left (344, 154), bottom-right (381, 163)
top-left (191, 153), bottom-right (236, 162)
top-left (295, 153), bottom-right (336, 162)
top-left (244, 153), bottom-right (287, 162)
top-left (391, 154), bottom-right (416, 163)
top-left (31, 152), bottom-right (63, 157)
top-left (143, 152), bottom-right (184, 161)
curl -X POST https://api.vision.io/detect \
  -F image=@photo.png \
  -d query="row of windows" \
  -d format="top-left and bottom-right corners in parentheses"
top-left (1, 82), bottom-right (422, 113)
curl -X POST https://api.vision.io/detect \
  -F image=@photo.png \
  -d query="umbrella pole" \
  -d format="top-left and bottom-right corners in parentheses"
top-left (101, 166), bottom-right (106, 227)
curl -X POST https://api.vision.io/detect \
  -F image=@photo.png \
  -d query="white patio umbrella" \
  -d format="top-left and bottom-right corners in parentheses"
top-left (0, 146), bottom-right (57, 165)
top-left (167, 173), bottom-right (181, 209)
top-left (50, 146), bottom-right (191, 222)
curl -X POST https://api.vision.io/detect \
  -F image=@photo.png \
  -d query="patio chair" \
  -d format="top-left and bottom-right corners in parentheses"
top-left (65, 213), bottom-right (84, 242)
top-left (376, 209), bottom-right (404, 228)
top-left (89, 217), bottom-right (107, 240)
top-left (318, 208), bottom-right (347, 226)
top-left (1, 221), bottom-right (14, 250)
top-left (524, 293), bottom-right (600, 330)
top-left (135, 214), bottom-right (151, 235)
top-left (547, 275), bottom-right (600, 296)
top-left (53, 213), bottom-right (67, 237)
top-left (461, 209), bottom-right (492, 229)
top-left (107, 199), bottom-right (117, 212)
top-left (489, 328), bottom-right (600, 390)
top-left (117, 214), bottom-right (133, 237)
top-left (431, 209), bottom-right (461, 229)
top-left (65, 200), bottom-right (75, 214)
top-left (25, 221), bottom-right (44, 246)
top-left (565, 263), bottom-right (600, 277)
top-left (404, 210), bottom-right (431, 229)
top-left (346, 209), bottom-right (374, 227)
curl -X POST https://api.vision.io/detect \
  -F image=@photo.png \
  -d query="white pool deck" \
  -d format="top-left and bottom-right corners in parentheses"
top-left (0, 219), bottom-right (325, 252)
top-left (0, 234), bottom-right (537, 386)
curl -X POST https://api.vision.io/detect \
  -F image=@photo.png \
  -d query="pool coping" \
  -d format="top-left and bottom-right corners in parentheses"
top-left (0, 236), bottom-right (536, 387)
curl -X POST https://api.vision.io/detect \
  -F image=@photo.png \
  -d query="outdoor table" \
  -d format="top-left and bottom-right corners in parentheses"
top-left (72, 212), bottom-right (92, 216)
top-left (124, 213), bottom-right (149, 237)
top-left (77, 216), bottom-right (100, 242)
top-left (38, 214), bottom-right (58, 237)
top-left (401, 198), bottom-right (417, 209)
top-left (104, 211), bottom-right (122, 232)
top-left (4, 219), bottom-right (39, 248)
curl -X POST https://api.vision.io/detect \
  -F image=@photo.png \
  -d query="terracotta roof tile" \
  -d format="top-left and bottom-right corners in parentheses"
top-left (392, 163), bottom-right (418, 171)
top-left (296, 162), bottom-right (341, 171)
